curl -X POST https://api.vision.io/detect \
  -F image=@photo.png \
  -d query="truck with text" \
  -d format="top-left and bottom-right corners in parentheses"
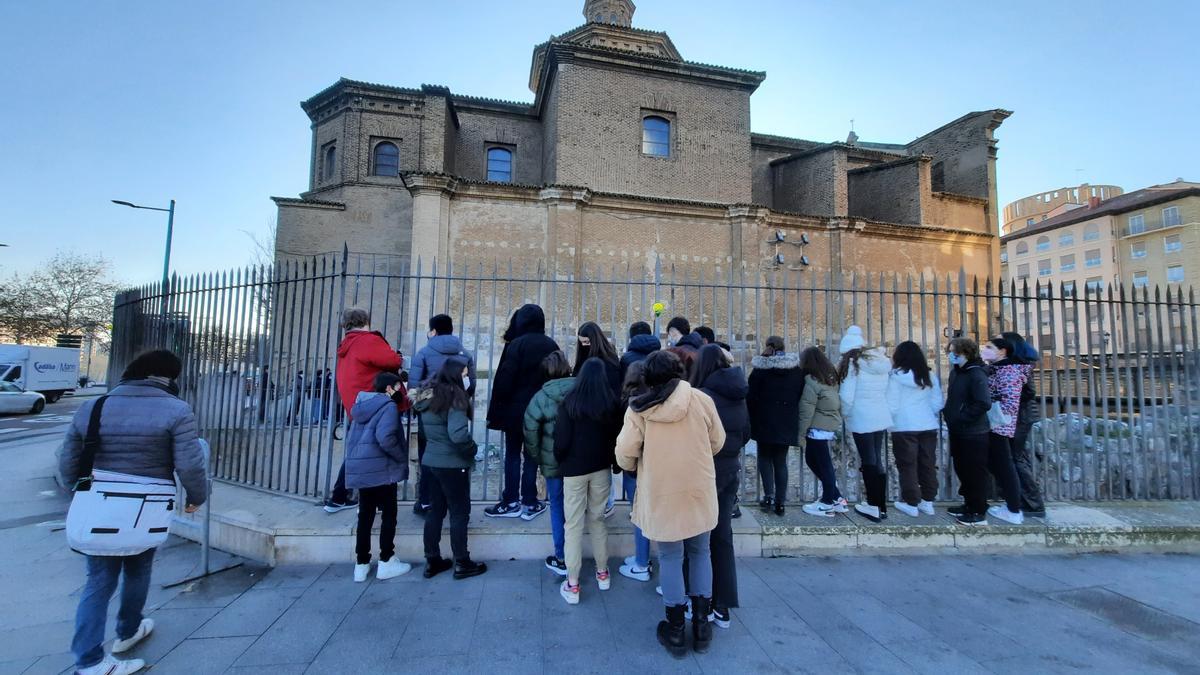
top-left (0, 344), bottom-right (81, 402)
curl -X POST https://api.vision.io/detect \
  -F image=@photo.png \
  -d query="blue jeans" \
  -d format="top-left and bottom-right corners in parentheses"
top-left (657, 533), bottom-right (711, 607)
top-left (622, 473), bottom-right (651, 567)
top-left (72, 548), bottom-right (156, 669)
top-left (546, 477), bottom-right (565, 559)
top-left (501, 429), bottom-right (538, 507)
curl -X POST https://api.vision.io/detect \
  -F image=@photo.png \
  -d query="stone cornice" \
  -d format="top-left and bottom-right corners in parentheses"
top-left (271, 196), bottom-right (346, 210)
top-left (932, 191), bottom-right (989, 206)
top-left (846, 155), bottom-right (931, 175)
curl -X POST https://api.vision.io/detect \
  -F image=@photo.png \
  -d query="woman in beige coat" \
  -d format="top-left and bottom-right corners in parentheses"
top-left (616, 350), bottom-right (725, 657)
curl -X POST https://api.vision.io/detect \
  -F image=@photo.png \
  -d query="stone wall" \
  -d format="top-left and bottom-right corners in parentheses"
top-left (452, 108), bottom-right (544, 185)
top-left (847, 157), bottom-right (929, 225)
top-left (276, 184), bottom-right (413, 261)
top-left (772, 149), bottom-right (843, 216)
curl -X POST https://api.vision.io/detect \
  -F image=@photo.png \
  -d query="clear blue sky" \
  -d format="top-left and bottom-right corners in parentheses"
top-left (2, 0), bottom-right (1196, 284)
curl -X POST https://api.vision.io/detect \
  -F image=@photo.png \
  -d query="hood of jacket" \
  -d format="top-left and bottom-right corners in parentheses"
top-left (750, 352), bottom-right (800, 370)
top-left (538, 376), bottom-right (576, 403)
top-left (426, 334), bottom-right (466, 355)
top-left (890, 368), bottom-right (932, 389)
top-left (626, 333), bottom-right (661, 356)
top-left (955, 360), bottom-right (986, 374)
top-left (350, 391), bottom-right (391, 421)
top-left (675, 332), bottom-right (704, 351)
top-left (410, 386), bottom-right (435, 412)
top-left (503, 304), bottom-right (546, 341)
top-left (854, 347), bottom-right (892, 376)
top-left (702, 366), bottom-right (748, 402)
top-left (337, 329), bottom-right (386, 359)
top-left (631, 380), bottom-right (694, 422)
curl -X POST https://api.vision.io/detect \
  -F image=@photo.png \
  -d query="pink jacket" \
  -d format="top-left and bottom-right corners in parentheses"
top-left (987, 361), bottom-right (1033, 438)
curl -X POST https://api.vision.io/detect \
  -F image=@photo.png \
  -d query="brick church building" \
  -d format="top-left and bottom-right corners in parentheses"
top-left (273, 0), bottom-right (1008, 284)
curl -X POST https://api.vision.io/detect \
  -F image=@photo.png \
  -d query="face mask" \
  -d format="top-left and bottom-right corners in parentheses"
top-left (462, 374), bottom-right (471, 391)
top-left (390, 389), bottom-right (405, 403)
top-left (948, 353), bottom-right (966, 367)
top-left (981, 345), bottom-right (1000, 363)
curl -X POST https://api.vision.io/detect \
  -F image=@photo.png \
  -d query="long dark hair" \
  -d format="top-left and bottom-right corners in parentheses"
top-left (689, 344), bottom-right (728, 387)
top-left (621, 360), bottom-right (648, 406)
top-left (427, 359), bottom-right (470, 417)
top-left (573, 321), bottom-right (619, 374)
top-left (837, 348), bottom-right (865, 382)
top-left (799, 347), bottom-right (838, 386)
top-left (891, 341), bottom-right (932, 389)
top-left (564, 357), bottom-right (617, 421)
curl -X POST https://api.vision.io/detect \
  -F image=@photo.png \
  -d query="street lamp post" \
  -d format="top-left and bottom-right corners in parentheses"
top-left (112, 199), bottom-right (175, 292)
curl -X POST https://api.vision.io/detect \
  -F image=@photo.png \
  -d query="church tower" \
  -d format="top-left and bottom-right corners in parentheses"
top-left (583, 0), bottom-right (635, 26)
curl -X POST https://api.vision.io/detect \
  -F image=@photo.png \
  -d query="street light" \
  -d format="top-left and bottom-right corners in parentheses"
top-left (112, 199), bottom-right (175, 293)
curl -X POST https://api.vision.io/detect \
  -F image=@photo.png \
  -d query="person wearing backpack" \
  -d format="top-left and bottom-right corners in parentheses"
top-left (837, 326), bottom-right (894, 523)
top-left (58, 350), bottom-right (207, 675)
top-left (345, 372), bottom-right (413, 582)
top-left (522, 351), bottom-right (575, 576)
top-left (797, 347), bottom-right (848, 518)
top-left (886, 341), bottom-right (944, 517)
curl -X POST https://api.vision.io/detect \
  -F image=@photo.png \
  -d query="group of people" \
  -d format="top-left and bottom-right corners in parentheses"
top-left (60, 301), bottom-right (1050, 672)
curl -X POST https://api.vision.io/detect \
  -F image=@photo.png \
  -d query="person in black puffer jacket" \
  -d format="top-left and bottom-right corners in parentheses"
top-left (485, 304), bottom-right (560, 518)
top-left (691, 345), bottom-right (750, 630)
top-left (746, 336), bottom-right (804, 510)
top-left (943, 337), bottom-right (992, 526)
top-left (620, 321), bottom-right (661, 381)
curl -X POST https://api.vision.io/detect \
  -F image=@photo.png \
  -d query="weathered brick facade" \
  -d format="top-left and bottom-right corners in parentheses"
top-left (275, 2), bottom-right (1009, 286)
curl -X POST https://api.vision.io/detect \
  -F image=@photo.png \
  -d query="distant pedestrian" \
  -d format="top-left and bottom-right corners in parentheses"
top-left (838, 326), bottom-right (893, 523)
top-left (1000, 331), bottom-right (1046, 518)
top-left (59, 350), bottom-right (207, 675)
top-left (410, 314), bottom-right (477, 516)
top-left (691, 344), bottom-right (750, 630)
top-left (886, 341), bottom-right (943, 517)
top-left (982, 335), bottom-right (1031, 525)
top-left (619, 321), bottom-right (661, 381)
top-left (345, 372), bottom-right (412, 582)
top-left (413, 359), bottom-right (488, 579)
top-left (746, 336), bottom-right (804, 514)
top-left (616, 350), bottom-right (725, 657)
top-left (554, 357), bottom-right (622, 605)
top-left (326, 308), bottom-right (404, 513)
top-left (485, 304), bottom-right (560, 520)
top-left (617, 360), bottom-right (654, 583)
top-left (797, 347), bottom-right (848, 517)
top-left (522, 351), bottom-right (575, 576)
top-left (944, 338), bottom-right (992, 526)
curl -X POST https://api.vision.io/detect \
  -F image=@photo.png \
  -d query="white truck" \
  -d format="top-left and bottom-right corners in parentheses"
top-left (0, 344), bottom-right (81, 403)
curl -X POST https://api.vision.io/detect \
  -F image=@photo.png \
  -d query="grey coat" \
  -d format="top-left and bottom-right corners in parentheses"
top-left (410, 334), bottom-right (477, 393)
top-left (345, 392), bottom-right (408, 489)
top-left (58, 380), bottom-right (208, 506)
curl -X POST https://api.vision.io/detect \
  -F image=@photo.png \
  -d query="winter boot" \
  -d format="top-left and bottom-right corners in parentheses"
top-left (657, 603), bottom-right (688, 658)
top-left (691, 595), bottom-right (713, 653)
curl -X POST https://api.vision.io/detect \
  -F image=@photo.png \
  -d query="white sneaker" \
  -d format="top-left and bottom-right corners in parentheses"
top-left (893, 501), bottom-right (920, 518)
top-left (596, 569), bottom-right (611, 590)
top-left (854, 503), bottom-right (882, 522)
top-left (987, 505), bottom-right (1024, 525)
top-left (917, 500), bottom-right (935, 516)
top-left (560, 579), bottom-right (580, 605)
top-left (111, 618), bottom-right (153, 654)
top-left (619, 563), bottom-right (650, 582)
top-left (623, 555), bottom-right (652, 572)
top-left (376, 558), bottom-right (412, 580)
top-left (829, 497), bottom-right (850, 513)
top-left (655, 585), bottom-right (662, 596)
top-left (353, 563), bottom-right (370, 582)
top-left (77, 656), bottom-right (145, 675)
top-left (802, 501), bottom-right (836, 517)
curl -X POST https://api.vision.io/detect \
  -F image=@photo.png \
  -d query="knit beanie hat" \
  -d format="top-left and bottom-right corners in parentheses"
top-left (838, 325), bottom-right (865, 355)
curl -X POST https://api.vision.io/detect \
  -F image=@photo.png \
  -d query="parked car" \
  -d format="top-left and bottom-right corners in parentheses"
top-left (0, 381), bottom-right (46, 414)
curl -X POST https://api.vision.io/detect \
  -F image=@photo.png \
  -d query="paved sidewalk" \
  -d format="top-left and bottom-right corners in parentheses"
top-left (3, 543), bottom-right (1200, 674)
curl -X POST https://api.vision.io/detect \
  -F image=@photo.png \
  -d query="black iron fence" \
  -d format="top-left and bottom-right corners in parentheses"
top-left (109, 251), bottom-right (1200, 504)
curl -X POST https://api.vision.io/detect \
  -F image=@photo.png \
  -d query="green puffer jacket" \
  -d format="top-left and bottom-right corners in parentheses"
top-left (522, 377), bottom-right (575, 479)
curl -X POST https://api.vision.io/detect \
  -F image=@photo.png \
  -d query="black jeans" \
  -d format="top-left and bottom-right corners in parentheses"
top-left (711, 466), bottom-right (740, 609)
top-left (501, 428), bottom-right (538, 507)
top-left (416, 417), bottom-right (431, 507)
top-left (804, 438), bottom-right (842, 504)
top-left (892, 430), bottom-right (938, 506)
top-left (356, 483), bottom-right (397, 564)
top-left (949, 432), bottom-right (990, 515)
top-left (424, 466), bottom-right (472, 562)
top-left (1010, 431), bottom-right (1045, 512)
top-left (853, 431), bottom-right (888, 512)
top-left (757, 442), bottom-right (789, 502)
top-left (330, 463), bottom-right (351, 504)
top-left (987, 433), bottom-right (1023, 514)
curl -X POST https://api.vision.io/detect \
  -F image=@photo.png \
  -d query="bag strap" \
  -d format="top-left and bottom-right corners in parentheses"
top-left (78, 395), bottom-right (110, 479)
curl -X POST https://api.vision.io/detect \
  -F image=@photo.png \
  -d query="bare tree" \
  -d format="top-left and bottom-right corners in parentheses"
top-left (29, 252), bottom-right (121, 338)
top-left (0, 274), bottom-right (51, 343)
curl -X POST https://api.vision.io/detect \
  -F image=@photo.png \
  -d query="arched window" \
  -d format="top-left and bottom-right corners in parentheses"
top-left (372, 141), bottom-right (399, 176)
top-left (1015, 241), bottom-right (1029, 256)
top-left (487, 147), bottom-right (513, 182)
top-left (642, 116), bottom-right (671, 157)
top-left (322, 144), bottom-right (336, 181)
top-left (1036, 235), bottom-right (1050, 251)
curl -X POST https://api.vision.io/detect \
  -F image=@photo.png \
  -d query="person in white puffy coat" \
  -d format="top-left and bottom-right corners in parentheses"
top-left (837, 326), bottom-right (893, 522)
top-left (886, 341), bottom-right (944, 517)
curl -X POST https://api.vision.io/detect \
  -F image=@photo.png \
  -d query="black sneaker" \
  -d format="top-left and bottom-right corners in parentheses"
top-left (453, 559), bottom-right (488, 579)
top-left (946, 504), bottom-right (968, 518)
top-left (545, 555), bottom-right (568, 576)
top-left (731, 503), bottom-right (742, 519)
top-left (423, 557), bottom-right (453, 579)
top-left (710, 605), bottom-right (731, 629)
top-left (484, 501), bottom-right (523, 518)
top-left (323, 497), bottom-right (359, 513)
top-left (412, 502), bottom-right (430, 517)
top-left (520, 501), bottom-right (547, 521)
top-left (954, 512), bottom-right (988, 527)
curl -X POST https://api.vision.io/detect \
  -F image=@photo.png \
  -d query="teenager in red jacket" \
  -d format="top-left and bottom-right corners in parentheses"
top-left (325, 308), bottom-right (405, 513)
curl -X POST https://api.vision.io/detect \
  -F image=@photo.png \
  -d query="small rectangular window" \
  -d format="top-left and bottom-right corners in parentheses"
top-left (1128, 214), bottom-right (1146, 234)
top-left (1000, 251), bottom-right (1009, 264)
top-left (486, 146), bottom-right (514, 182)
top-left (1165, 234), bottom-right (1182, 253)
top-left (1133, 271), bottom-right (1149, 288)
top-left (1130, 241), bottom-right (1146, 259)
top-left (1060, 254), bottom-right (1075, 272)
top-left (1083, 224), bottom-right (1101, 241)
top-left (1162, 206), bottom-right (1181, 227)
top-left (1086, 277), bottom-right (1104, 293)
top-left (1038, 259), bottom-right (1052, 276)
top-left (1085, 249), bottom-right (1102, 267)
top-left (1062, 281), bottom-right (1076, 298)
top-left (1026, 218), bottom-right (1035, 226)
top-left (1167, 265), bottom-right (1185, 284)
top-left (1017, 263), bottom-right (1030, 279)
top-left (1059, 231), bottom-right (1074, 247)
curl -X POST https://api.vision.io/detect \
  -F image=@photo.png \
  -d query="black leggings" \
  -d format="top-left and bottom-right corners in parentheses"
top-left (757, 442), bottom-right (790, 502)
top-left (853, 431), bottom-right (888, 512)
top-left (356, 483), bottom-right (397, 564)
